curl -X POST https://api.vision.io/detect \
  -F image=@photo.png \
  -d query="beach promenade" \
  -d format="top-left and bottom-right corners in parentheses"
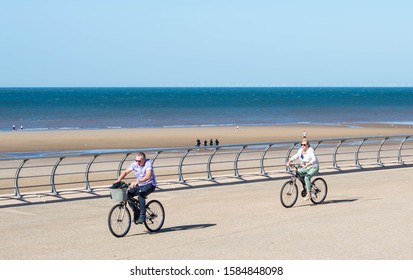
top-left (1, 165), bottom-right (412, 260)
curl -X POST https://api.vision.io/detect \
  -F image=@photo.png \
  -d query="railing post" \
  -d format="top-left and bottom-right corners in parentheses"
top-left (152, 151), bottom-right (162, 163)
top-left (314, 141), bottom-right (323, 150)
top-left (117, 153), bottom-right (131, 178)
top-left (355, 138), bottom-right (367, 168)
top-left (234, 146), bottom-right (246, 178)
top-left (50, 157), bottom-right (65, 195)
top-left (260, 144), bottom-right (273, 175)
top-left (377, 137), bottom-right (389, 165)
top-left (14, 159), bottom-right (28, 198)
top-left (178, 150), bottom-right (191, 183)
top-left (398, 136), bottom-right (410, 164)
top-left (85, 155), bottom-right (99, 192)
top-left (333, 140), bottom-right (345, 169)
top-left (285, 143), bottom-right (298, 171)
top-left (207, 148), bottom-right (219, 180)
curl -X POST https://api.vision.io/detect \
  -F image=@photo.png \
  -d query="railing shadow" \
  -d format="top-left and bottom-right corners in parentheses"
top-left (0, 190), bottom-right (110, 209)
top-left (1, 162), bottom-right (413, 209)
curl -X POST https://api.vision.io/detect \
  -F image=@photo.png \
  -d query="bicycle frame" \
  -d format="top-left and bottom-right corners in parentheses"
top-left (288, 165), bottom-right (309, 196)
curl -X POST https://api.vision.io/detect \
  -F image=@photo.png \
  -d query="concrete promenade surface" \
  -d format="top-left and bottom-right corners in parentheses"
top-left (0, 166), bottom-right (412, 260)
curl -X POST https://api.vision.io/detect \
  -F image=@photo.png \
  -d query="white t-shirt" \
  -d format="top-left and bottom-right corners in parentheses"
top-left (290, 147), bottom-right (319, 167)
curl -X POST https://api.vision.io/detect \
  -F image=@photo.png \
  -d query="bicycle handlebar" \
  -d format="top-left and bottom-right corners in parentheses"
top-left (289, 163), bottom-right (301, 168)
top-left (287, 163), bottom-right (301, 172)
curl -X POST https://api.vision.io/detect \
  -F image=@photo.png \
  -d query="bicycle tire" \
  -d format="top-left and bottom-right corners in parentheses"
top-left (108, 203), bottom-right (131, 238)
top-left (280, 180), bottom-right (298, 208)
top-left (144, 200), bottom-right (165, 232)
top-left (310, 177), bottom-right (328, 204)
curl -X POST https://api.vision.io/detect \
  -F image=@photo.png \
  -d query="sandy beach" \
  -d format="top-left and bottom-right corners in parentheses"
top-left (1, 123), bottom-right (412, 153)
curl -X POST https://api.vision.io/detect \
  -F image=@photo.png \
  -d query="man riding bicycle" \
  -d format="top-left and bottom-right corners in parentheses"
top-left (114, 152), bottom-right (157, 224)
top-left (286, 138), bottom-right (319, 201)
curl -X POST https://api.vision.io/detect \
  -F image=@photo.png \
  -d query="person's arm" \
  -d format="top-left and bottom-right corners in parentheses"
top-left (115, 168), bottom-right (132, 183)
top-left (286, 149), bottom-right (300, 166)
top-left (131, 169), bottom-right (152, 187)
top-left (140, 169), bottom-right (152, 183)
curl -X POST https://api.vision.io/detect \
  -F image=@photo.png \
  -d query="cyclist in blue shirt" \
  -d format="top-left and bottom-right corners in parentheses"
top-left (115, 152), bottom-right (157, 224)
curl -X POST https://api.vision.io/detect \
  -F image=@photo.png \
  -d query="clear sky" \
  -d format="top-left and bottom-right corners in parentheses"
top-left (1, 0), bottom-right (412, 87)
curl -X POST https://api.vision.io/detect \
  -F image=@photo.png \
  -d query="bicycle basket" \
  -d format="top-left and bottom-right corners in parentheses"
top-left (110, 187), bottom-right (128, 202)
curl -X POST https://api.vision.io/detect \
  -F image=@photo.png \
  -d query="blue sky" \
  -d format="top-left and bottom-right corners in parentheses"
top-left (1, 0), bottom-right (412, 87)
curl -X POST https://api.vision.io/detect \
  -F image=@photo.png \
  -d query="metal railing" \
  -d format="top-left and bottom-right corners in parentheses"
top-left (0, 134), bottom-right (412, 199)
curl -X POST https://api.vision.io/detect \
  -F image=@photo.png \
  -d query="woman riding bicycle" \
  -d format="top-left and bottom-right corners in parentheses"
top-left (286, 137), bottom-right (319, 201)
top-left (114, 152), bottom-right (157, 224)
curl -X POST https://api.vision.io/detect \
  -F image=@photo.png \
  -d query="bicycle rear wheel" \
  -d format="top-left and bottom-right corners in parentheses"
top-left (280, 180), bottom-right (298, 208)
top-left (108, 203), bottom-right (131, 238)
top-left (310, 178), bottom-right (328, 204)
top-left (144, 200), bottom-right (165, 232)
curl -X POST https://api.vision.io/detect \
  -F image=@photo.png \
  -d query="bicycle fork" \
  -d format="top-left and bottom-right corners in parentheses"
top-left (286, 178), bottom-right (297, 195)
top-left (117, 202), bottom-right (128, 222)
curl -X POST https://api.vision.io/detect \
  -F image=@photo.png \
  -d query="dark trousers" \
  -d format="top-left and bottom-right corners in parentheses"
top-left (127, 183), bottom-right (156, 219)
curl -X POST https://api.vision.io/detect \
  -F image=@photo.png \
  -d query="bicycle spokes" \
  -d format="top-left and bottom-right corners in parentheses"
top-left (108, 203), bottom-right (131, 238)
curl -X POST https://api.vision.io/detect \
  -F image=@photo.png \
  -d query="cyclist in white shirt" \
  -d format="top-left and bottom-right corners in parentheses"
top-left (286, 138), bottom-right (319, 201)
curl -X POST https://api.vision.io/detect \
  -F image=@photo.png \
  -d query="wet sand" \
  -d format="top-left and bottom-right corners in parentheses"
top-left (1, 123), bottom-right (412, 153)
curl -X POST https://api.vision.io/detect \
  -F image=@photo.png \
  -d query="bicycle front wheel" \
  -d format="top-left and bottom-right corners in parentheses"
top-left (310, 178), bottom-right (328, 204)
top-left (108, 203), bottom-right (131, 238)
top-left (144, 200), bottom-right (165, 232)
top-left (280, 180), bottom-right (298, 208)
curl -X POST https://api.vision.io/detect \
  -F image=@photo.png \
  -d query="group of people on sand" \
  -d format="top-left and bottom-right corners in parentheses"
top-left (115, 132), bottom-right (318, 225)
top-left (196, 138), bottom-right (220, 147)
top-left (12, 124), bottom-right (23, 131)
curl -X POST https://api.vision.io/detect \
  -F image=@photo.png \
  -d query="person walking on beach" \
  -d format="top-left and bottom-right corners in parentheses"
top-left (196, 139), bottom-right (201, 147)
top-left (215, 139), bottom-right (219, 146)
top-left (286, 138), bottom-right (319, 201)
top-left (114, 152), bottom-right (157, 224)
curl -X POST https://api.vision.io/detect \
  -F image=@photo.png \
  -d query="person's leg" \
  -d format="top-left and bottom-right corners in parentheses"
top-left (137, 184), bottom-right (156, 223)
top-left (127, 187), bottom-right (139, 221)
top-left (297, 168), bottom-right (308, 179)
top-left (305, 166), bottom-right (319, 198)
top-left (298, 168), bottom-right (312, 200)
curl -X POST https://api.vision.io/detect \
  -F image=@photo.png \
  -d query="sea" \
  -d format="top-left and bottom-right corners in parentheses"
top-left (1, 87), bottom-right (413, 132)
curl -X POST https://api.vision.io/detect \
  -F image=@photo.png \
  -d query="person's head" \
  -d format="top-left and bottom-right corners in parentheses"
top-left (135, 152), bottom-right (146, 166)
top-left (301, 139), bottom-right (310, 151)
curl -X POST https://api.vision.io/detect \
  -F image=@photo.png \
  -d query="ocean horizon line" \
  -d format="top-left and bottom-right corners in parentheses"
top-left (2, 86), bottom-right (413, 89)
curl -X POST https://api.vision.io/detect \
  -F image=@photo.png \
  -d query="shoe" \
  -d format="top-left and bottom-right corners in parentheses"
top-left (304, 195), bottom-right (311, 201)
top-left (137, 216), bottom-right (145, 224)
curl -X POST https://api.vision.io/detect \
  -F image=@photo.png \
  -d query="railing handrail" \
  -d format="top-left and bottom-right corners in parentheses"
top-left (1, 134), bottom-right (412, 199)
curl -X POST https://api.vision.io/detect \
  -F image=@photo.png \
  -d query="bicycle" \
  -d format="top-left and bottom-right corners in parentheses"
top-left (280, 164), bottom-right (328, 208)
top-left (108, 183), bottom-right (165, 237)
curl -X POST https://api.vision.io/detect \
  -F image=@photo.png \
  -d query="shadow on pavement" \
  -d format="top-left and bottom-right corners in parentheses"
top-left (126, 223), bottom-right (217, 237)
top-left (158, 223), bottom-right (217, 234)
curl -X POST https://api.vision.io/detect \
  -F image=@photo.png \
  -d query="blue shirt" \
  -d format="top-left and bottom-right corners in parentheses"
top-left (129, 159), bottom-right (157, 186)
